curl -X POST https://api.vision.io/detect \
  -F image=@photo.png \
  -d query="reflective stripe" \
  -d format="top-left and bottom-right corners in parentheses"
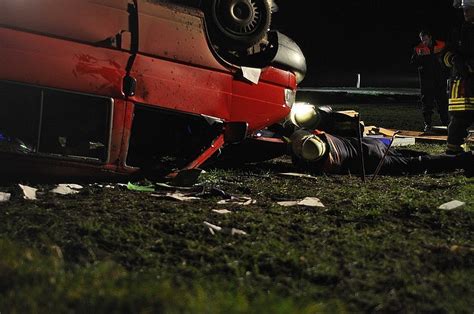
top-left (448, 104), bottom-right (474, 111)
top-left (450, 80), bottom-right (456, 98)
top-left (444, 51), bottom-right (454, 67)
top-left (449, 97), bottom-right (474, 104)
top-left (454, 80), bottom-right (460, 98)
top-left (450, 80), bottom-right (459, 99)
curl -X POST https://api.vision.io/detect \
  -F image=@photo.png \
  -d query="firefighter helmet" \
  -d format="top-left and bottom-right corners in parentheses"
top-left (290, 130), bottom-right (327, 161)
top-left (289, 102), bottom-right (320, 129)
top-left (454, 0), bottom-right (474, 8)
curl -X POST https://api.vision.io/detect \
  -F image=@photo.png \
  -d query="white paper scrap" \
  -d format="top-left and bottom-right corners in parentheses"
top-left (438, 200), bottom-right (465, 210)
top-left (51, 184), bottom-right (83, 195)
top-left (166, 192), bottom-right (200, 201)
top-left (19, 184), bottom-right (37, 200)
top-left (277, 200), bottom-right (300, 207)
top-left (204, 221), bottom-right (222, 232)
top-left (298, 197), bottom-right (325, 207)
top-left (241, 66), bottom-right (262, 84)
top-left (212, 209), bottom-right (232, 214)
top-left (0, 192), bottom-right (11, 202)
top-left (231, 228), bottom-right (247, 236)
top-left (151, 192), bottom-right (199, 201)
top-left (63, 184), bottom-right (83, 189)
top-left (217, 196), bottom-right (256, 206)
top-left (277, 197), bottom-right (325, 208)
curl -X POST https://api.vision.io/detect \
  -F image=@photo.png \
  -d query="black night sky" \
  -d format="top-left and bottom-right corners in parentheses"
top-left (271, 0), bottom-right (465, 88)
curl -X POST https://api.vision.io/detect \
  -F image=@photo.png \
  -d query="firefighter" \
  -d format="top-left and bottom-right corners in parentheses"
top-left (411, 30), bottom-right (450, 131)
top-left (289, 129), bottom-right (473, 177)
top-left (443, 0), bottom-right (474, 154)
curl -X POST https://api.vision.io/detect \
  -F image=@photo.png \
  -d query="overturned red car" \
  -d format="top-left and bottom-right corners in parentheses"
top-left (0, 0), bottom-right (305, 180)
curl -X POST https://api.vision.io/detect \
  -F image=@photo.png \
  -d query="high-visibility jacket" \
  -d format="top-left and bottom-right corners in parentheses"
top-left (443, 23), bottom-right (474, 112)
top-left (411, 40), bottom-right (448, 88)
top-left (414, 40), bottom-right (446, 57)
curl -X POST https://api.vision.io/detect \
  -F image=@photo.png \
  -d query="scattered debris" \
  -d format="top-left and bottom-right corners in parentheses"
top-left (127, 182), bottom-right (155, 192)
top-left (277, 200), bottom-right (300, 207)
top-left (278, 197), bottom-right (325, 208)
top-left (18, 184), bottom-right (37, 200)
top-left (391, 137), bottom-right (416, 146)
top-left (438, 200), bottom-right (465, 210)
top-left (151, 192), bottom-right (200, 202)
top-left (298, 197), bottom-right (325, 207)
top-left (91, 184), bottom-right (115, 189)
top-left (277, 172), bottom-right (319, 180)
top-left (217, 196), bottom-right (256, 206)
top-left (0, 192), bottom-right (11, 202)
top-left (50, 184), bottom-right (83, 195)
top-left (204, 221), bottom-right (222, 235)
top-left (212, 209), bottom-right (232, 214)
top-left (388, 129), bottom-right (447, 143)
top-left (241, 66), bottom-right (261, 84)
top-left (203, 221), bottom-right (247, 236)
top-left (364, 126), bottom-right (451, 144)
top-left (230, 228), bottom-right (247, 236)
top-left (365, 126), bottom-right (397, 137)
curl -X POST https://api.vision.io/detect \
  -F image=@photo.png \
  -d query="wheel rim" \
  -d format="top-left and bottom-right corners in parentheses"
top-left (215, 0), bottom-right (265, 36)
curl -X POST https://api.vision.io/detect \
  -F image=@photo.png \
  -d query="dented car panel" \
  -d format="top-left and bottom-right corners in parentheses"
top-left (0, 28), bottom-right (129, 98)
top-left (0, 0), bottom-right (304, 180)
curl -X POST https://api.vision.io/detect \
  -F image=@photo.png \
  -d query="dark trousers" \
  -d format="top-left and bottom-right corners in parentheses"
top-left (447, 77), bottom-right (474, 152)
top-left (348, 143), bottom-right (470, 175)
top-left (420, 85), bottom-right (449, 125)
top-left (379, 150), bottom-right (471, 175)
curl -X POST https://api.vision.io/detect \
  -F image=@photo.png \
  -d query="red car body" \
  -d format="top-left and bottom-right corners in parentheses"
top-left (0, 0), bottom-right (305, 180)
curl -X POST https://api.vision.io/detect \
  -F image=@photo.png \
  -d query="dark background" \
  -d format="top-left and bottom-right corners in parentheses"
top-left (271, 0), bottom-right (465, 88)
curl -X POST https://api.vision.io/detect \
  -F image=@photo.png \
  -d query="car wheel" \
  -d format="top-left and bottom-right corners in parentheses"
top-left (203, 0), bottom-right (271, 50)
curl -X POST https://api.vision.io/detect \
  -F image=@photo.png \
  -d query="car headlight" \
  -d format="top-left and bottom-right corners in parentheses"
top-left (284, 89), bottom-right (296, 108)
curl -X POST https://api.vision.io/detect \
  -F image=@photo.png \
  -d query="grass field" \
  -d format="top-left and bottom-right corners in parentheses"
top-left (0, 102), bottom-right (473, 313)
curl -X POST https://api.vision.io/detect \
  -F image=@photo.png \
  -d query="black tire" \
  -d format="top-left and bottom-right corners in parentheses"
top-left (203, 0), bottom-right (271, 50)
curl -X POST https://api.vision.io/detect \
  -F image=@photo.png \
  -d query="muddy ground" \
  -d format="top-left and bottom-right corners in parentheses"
top-left (0, 103), bottom-right (473, 313)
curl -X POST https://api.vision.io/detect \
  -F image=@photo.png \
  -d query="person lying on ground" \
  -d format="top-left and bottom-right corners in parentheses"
top-left (289, 129), bottom-right (473, 177)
